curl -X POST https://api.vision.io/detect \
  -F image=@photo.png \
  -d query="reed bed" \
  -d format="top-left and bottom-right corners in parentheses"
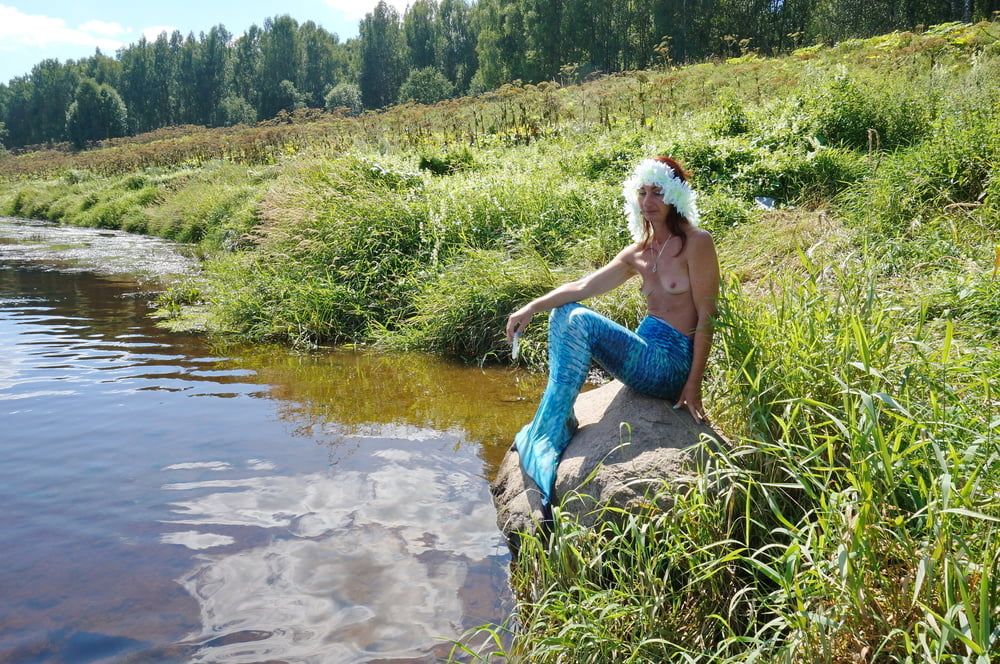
top-left (455, 263), bottom-right (998, 662)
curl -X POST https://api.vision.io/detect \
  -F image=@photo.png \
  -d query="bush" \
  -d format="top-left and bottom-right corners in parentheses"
top-left (567, 130), bottom-right (645, 182)
top-left (215, 95), bottom-right (257, 127)
top-left (671, 135), bottom-right (763, 190)
top-left (65, 78), bottom-right (129, 148)
top-left (734, 146), bottom-right (869, 204)
top-left (145, 162), bottom-right (265, 244)
top-left (323, 82), bottom-right (363, 116)
top-left (707, 91), bottom-right (751, 137)
top-left (418, 146), bottom-right (474, 175)
top-left (697, 189), bottom-right (756, 230)
top-left (399, 67), bottom-right (455, 105)
top-left (213, 155), bottom-right (433, 342)
top-left (206, 253), bottom-right (371, 347)
top-left (837, 101), bottom-right (1000, 241)
top-left (380, 249), bottom-right (557, 364)
top-left (422, 166), bottom-right (620, 263)
top-left (806, 71), bottom-right (932, 151)
top-left (277, 80), bottom-right (309, 113)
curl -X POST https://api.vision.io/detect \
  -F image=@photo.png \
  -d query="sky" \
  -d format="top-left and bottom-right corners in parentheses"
top-left (0, 1), bottom-right (412, 84)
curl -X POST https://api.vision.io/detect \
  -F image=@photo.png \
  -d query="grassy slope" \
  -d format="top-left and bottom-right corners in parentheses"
top-left (2, 21), bottom-right (999, 662)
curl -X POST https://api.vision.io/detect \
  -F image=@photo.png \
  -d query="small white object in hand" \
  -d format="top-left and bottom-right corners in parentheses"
top-left (512, 332), bottom-right (522, 360)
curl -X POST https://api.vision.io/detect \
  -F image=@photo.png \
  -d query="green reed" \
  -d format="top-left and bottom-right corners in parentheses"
top-left (455, 261), bottom-right (998, 662)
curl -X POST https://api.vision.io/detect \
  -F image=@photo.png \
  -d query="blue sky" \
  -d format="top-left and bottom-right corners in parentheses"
top-left (0, 1), bottom-right (411, 84)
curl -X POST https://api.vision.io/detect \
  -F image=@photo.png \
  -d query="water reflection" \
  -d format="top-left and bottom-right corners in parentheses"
top-left (0, 218), bottom-right (196, 278)
top-left (221, 346), bottom-right (544, 479)
top-left (0, 218), bottom-right (539, 663)
top-left (165, 438), bottom-right (503, 662)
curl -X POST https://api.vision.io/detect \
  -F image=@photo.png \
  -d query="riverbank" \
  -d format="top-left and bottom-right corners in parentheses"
top-left (2, 21), bottom-right (999, 661)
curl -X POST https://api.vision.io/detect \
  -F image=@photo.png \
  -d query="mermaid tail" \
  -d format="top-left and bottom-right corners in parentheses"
top-left (515, 303), bottom-right (693, 505)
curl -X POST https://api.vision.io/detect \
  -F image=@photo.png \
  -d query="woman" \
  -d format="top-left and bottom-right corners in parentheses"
top-left (505, 156), bottom-right (720, 507)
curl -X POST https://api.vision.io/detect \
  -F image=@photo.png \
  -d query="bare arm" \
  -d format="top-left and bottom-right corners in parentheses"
top-left (674, 231), bottom-right (720, 423)
top-left (505, 245), bottom-right (637, 341)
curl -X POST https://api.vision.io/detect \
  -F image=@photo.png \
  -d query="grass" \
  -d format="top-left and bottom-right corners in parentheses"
top-left (456, 264), bottom-right (998, 662)
top-left (1, 20), bottom-right (998, 662)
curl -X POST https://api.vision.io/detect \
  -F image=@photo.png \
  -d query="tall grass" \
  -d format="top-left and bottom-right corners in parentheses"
top-left (376, 248), bottom-right (558, 365)
top-left (0, 23), bottom-right (998, 660)
top-left (0, 160), bottom-right (274, 250)
top-left (457, 263), bottom-right (998, 662)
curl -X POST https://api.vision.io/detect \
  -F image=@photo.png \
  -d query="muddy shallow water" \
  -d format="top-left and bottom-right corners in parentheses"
top-left (0, 218), bottom-right (544, 663)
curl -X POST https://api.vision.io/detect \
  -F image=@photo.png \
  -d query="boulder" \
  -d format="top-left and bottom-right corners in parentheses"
top-left (491, 379), bottom-right (723, 553)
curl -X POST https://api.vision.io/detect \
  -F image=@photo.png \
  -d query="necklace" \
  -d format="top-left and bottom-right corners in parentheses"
top-left (649, 237), bottom-right (671, 273)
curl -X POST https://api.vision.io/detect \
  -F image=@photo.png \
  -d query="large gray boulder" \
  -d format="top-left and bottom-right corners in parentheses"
top-left (491, 380), bottom-right (723, 552)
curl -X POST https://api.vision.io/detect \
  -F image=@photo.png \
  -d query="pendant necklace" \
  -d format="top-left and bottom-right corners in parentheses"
top-left (650, 237), bottom-right (671, 273)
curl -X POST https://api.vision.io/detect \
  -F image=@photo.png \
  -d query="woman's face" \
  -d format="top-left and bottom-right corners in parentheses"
top-left (637, 184), bottom-right (667, 223)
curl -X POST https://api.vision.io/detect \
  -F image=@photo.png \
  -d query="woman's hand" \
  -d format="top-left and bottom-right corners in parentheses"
top-left (506, 305), bottom-right (535, 341)
top-left (673, 379), bottom-right (706, 424)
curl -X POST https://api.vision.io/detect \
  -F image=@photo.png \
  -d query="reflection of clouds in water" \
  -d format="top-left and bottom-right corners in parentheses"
top-left (0, 352), bottom-right (20, 391)
top-left (163, 461), bottom-right (232, 471)
top-left (164, 449), bottom-right (498, 560)
top-left (181, 527), bottom-right (466, 663)
top-left (161, 531), bottom-right (236, 550)
top-left (0, 218), bottom-right (198, 277)
top-left (164, 441), bottom-right (504, 662)
top-left (246, 458), bottom-right (275, 470)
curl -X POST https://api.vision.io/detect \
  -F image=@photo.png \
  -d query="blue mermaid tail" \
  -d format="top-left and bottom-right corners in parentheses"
top-left (514, 303), bottom-right (693, 505)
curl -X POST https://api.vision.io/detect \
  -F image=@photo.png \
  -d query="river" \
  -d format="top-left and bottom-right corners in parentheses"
top-left (0, 218), bottom-right (544, 663)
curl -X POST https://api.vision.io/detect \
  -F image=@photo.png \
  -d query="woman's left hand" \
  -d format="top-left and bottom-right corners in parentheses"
top-left (673, 380), bottom-right (706, 424)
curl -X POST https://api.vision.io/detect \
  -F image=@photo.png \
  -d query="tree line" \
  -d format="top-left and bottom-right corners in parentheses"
top-left (0, 0), bottom-right (994, 150)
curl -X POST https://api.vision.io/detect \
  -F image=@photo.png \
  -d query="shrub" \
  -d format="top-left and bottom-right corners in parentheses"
top-left (222, 155), bottom-right (434, 341)
top-left (735, 146), bottom-right (870, 204)
top-left (380, 248), bottom-right (557, 364)
top-left (145, 163), bottom-right (265, 244)
top-left (568, 130), bottom-right (645, 182)
top-left (323, 82), bottom-right (363, 116)
top-left (806, 71), bottom-right (932, 151)
top-left (422, 166), bottom-right (620, 263)
top-left (399, 67), bottom-right (455, 105)
top-left (837, 101), bottom-right (1000, 242)
top-left (418, 146), bottom-right (475, 175)
top-left (65, 78), bottom-right (129, 148)
top-left (707, 91), bottom-right (751, 137)
top-left (206, 253), bottom-right (371, 346)
top-left (215, 95), bottom-right (257, 127)
top-left (671, 135), bottom-right (763, 190)
top-left (697, 189), bottom-right (756, 230)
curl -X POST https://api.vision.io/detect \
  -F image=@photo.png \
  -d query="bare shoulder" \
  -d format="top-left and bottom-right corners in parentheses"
top-left (685, 229), bottom-right (719, 282)
top-left (687, 228), bottom-right (716, 248)
top-left (615, 241), bottom-right (645, 266)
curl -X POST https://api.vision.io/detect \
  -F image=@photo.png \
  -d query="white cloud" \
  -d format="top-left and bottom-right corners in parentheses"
top-left (324, 0), bottom-right (412, 22)
top-left (140, 25), bottom-right (177, 41)
top-left (78, 19), bottom-right (128, 37)
top-left (0, 4), bottom-right (126, 51)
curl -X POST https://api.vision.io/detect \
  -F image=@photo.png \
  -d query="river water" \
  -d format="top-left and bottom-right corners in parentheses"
top-left (0, 218), bottom-right (544, 663)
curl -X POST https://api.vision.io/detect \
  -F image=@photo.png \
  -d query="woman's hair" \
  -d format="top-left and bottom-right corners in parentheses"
top-left (640, 155), bottom-right (692, 255)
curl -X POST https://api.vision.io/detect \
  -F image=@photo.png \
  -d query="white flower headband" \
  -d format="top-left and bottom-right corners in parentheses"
top-left (621, 159), bottom-right (700, 242)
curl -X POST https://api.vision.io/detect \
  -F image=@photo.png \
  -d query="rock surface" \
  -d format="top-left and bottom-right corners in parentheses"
top-left (491, 380), bottom-right (723, 552)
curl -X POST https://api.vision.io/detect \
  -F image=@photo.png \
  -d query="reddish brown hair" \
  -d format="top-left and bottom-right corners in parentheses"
top-left (640, 155), bottom-right (692, 255)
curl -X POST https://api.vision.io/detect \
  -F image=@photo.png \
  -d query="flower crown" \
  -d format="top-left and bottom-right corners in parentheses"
top-left (621, 159), bottom-right (700, 242)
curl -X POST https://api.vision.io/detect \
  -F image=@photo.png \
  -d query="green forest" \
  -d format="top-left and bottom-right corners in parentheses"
top-left (1, 0), bottom-right (997, 149)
